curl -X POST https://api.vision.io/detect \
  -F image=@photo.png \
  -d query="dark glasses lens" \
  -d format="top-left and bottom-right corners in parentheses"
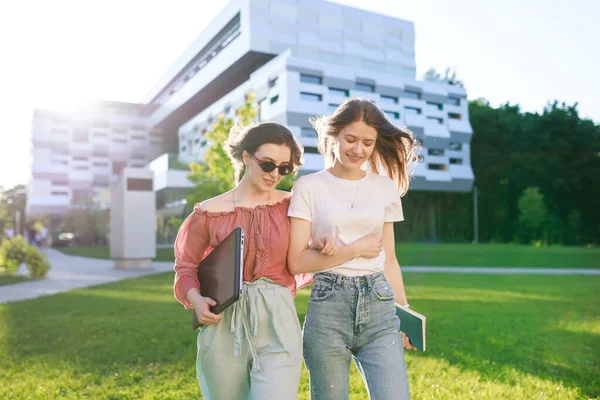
top-left (258, 162), bottom-right (292, 176)
top-left (252, 154), bottom-right (292, 175)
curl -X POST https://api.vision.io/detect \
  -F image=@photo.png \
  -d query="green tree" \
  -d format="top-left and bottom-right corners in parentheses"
top-left (62, 193), bottom-right (109, 246)
top-left (517, 187), bottom-right (548, 243)
top-left (423, 67), bottom-right (464, 87)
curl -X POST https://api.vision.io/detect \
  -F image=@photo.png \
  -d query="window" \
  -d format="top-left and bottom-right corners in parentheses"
top-left (194, 138), bottom-right (200, 144)
top-left (72, 130), bottom-right (88, 143)
top-left (92, 132), bottom-right (109, 138)
top-left (329, 87), bottom-right (349, 97)
top-left (131, 135), bottom-right (146, 140)
top-left (447, 97), bottom-right (461, 106)
top-left (355, 82), bottom-right (374, 92)
top-left (428, 163), bottom-right (447, 171)
top-left (93, 162), bottom-right (109, 167)
top-left (113, 128), bottom-right (127, 135)
top-left (181, 146), bottom-right (187, 152)
top-left (427, 117), bottom-right (443, 124)
top-left (74, 166), bottom-right (89, 170)
top-left (73, 156), bottom-right (88, 162)
top-left (404, 106), bottom-right (421, 115)
top-left (427, 101), bottom-right (443, 110)
top-left (130, 125), bottom-right (146, 130)
top-left (301, 127), bottom-right (317, 137)
top-left (93, 151), bottom-right (108, 158)
top-left (328, 103), bottom-right (339, 113)
top-left (404, 89), bottom-right (421, 99)
top-left (113, 138), bottom-right (127, 143)
top-left (52, 160), bottom-right (69, 166)
top-left (449, 142), bottom-right (462, 151)
top-left (270, 95), bottom-right (279, 104)
top-left (300, 74), bottom-right (322, 85)
top-left (51, 180), bottom-right (68, 186)
top-left (258, 98), bottom-right (267, 122)
top-left (300, 92), bottom-right (322, 101)
top-left (384, 110), bottom-right (400, 120)
top-left (132, 154), bottom-right (145, 160)
top-left (380, 95), bottom-right (398, 104)
top-left (268, 77), bottom-right (278, 88)
top-left (428, 149), bottom-right (445, 156)
top-left (448, 113), bottom-right (462, 120)
top-left (51, 191), bottom-right (69, 196)
top-left (304, 147), bottom-right (320, 154)
top-left (450, 158), bottom-right (463, 165)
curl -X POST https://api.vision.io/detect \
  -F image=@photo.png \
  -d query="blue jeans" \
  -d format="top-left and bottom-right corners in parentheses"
top-left (303, 272), bottom-right (410, 400)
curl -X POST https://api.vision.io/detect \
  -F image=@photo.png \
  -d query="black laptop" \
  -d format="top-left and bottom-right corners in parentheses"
top-left (193, 227), bottom-right (244, 330)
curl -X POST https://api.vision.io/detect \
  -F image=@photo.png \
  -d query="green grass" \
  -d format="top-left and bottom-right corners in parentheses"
top-left (0, 274), bottom-right (31, 287)
top-left (57, 243), bottom-right (600, 268)
top-left (1, 272), bottom-right (598, 399)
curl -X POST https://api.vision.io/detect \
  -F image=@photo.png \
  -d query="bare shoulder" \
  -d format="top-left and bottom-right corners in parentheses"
top-left (196, 192), bottom-right (235, 213)
top-left (272, 190), bottom-right (292, 202)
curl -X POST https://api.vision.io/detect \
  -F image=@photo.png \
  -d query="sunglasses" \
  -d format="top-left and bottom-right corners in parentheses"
top-left (251, 154), bottom-right (293, 176)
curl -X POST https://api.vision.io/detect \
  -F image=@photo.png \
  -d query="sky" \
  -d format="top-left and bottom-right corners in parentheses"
top-left (0, 0), bottom-right (598, 189)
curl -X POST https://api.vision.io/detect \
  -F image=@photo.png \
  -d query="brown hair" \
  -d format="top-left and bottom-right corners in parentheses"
top-left (311, 98), bottom-right (420, 196)
top-left (224, 121), bottom-right (303, 183)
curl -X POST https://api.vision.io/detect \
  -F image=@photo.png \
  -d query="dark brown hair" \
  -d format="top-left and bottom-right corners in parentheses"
top-left (311, 98), bottom-right (420, 196)
top-left (225, 121), bottom-right (303, 183)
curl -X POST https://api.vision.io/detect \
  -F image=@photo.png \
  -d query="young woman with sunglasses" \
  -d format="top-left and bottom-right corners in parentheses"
top-left (173, 122), bottom-right (312, 399)
top-left (288, 98), bottom-right (420, 400)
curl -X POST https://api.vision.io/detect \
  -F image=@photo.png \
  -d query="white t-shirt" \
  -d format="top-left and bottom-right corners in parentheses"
top-left (288, 169), bottom-right (404, 276)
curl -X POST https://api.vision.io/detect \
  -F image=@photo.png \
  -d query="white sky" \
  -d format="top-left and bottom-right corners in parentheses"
top-left (1, 0), bottom-right (598, 189)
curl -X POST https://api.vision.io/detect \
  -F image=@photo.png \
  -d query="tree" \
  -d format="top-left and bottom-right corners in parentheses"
top-left (62, 193), bottom-right (109, 246)
top-left (423, 67), bottom-right (465, 87)
top-left (517, 187), bottom-right (548, 243)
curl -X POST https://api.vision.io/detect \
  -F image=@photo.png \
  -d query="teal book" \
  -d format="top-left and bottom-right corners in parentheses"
top-left (395, 303), bottom-right (427, 352)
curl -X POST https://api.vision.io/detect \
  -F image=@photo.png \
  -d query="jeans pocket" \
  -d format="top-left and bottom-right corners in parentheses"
top-left (309, 282), bottom-right (335, 302)
top-left (372, 281), bottom-right (394, 301)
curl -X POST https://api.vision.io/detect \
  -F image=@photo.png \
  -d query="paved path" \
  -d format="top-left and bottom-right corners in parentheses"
top-left (1, 249), bottom-right (598, 304)
top-left (0, 249), bottom-right (173, 304)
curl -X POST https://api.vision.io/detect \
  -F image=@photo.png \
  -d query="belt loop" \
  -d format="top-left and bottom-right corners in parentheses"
top-left (335, 274), bottom-right (343, 289)
top-left (366, 275), bottom-right (373, 292)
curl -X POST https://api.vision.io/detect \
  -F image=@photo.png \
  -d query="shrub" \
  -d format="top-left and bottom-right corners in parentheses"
top-left (0, 235), bottom-right (28, 275)
top-left (25, 246), bottom-right (51, 278)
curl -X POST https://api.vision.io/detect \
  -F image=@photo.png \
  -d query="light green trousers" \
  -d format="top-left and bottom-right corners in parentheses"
top-left (196, 278), bottom-right (302, 400)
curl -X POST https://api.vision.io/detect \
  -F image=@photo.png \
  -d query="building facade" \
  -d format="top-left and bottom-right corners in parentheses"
top-left (27, 0), bottom-right (474, 240)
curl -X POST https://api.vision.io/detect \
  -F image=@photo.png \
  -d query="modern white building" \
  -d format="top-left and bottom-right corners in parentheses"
top-left (27, 0), bottom-right (474, 240)
top-left (145, 0), bottom-right (473, 192)
top-left (27, 102), bottom-right (163, 216)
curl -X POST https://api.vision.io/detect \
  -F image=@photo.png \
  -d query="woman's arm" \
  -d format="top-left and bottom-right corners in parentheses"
top-left (287, 218), bottom-right (383, 274)
top-left (382, 222), bottom-right (409, 306)
top-left (287, 218), bottom-right (359, 274)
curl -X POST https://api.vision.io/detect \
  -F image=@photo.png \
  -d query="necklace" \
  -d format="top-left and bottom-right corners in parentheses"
top-left (329, 168), bottom-right (362, 208)
top-left (232, 187), bottom-right (271, 209)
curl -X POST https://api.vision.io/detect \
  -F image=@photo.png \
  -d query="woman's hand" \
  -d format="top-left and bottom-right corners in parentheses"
top-left (188, 291), bottom-right (223, 325)
top-left (401, 332), bottom-right (417, 351)
top-left (350, 234), bottom-right (383, 258)
top-left (312, 236), bottom-right (339, 256)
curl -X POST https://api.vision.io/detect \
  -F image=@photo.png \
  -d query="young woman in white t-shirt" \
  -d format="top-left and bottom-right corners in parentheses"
top-left (287, 98), bottom-right (419, 400)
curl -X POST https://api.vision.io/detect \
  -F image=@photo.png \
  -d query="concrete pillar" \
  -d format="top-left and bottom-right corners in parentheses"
top-left (110, 168), bottom-right (156, 269)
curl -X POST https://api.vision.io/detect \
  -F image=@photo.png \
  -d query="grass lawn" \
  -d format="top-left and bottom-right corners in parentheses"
top-left (58, 243), bottom-right (600, 268)
top-left (0, 274), bottom-right (31, 287)
top-left (1, 272), bottom-right (598, 399)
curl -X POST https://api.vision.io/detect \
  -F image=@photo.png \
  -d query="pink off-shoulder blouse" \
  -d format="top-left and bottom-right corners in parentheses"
top-left (173, 197), bottom-right (311, 308)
